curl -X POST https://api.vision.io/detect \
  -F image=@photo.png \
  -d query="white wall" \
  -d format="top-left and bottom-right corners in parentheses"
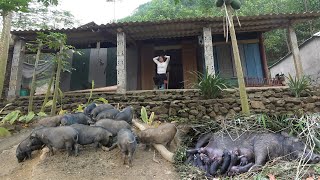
top-left (270, 37), bottom-right (320, 83)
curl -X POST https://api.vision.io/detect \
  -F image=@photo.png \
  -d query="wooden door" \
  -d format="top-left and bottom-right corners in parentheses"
top-left (182, 42), bottom-right (198, 89)
top-left (140, 44), bottom-right (154, 90)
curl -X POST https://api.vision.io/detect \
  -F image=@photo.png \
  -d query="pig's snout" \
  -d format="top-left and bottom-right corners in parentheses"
top-left (302, 151), bottom-right (320, 164)
top-left (311, 155), bottom-right (320, 164)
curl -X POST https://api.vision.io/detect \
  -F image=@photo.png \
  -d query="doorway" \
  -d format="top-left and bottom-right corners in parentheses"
top-left (70, 49), bottom-right (90, 91)
top-left (154, 49), bottom-right (184, 89)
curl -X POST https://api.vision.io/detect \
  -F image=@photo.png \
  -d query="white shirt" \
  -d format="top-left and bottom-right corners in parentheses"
top-left (153, 56), bottom-right (170, 74)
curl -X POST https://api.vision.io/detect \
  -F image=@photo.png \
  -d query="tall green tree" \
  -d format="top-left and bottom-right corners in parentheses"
top-left (0, 0), bottom-right (58, 99)
top-left (12, 0), bottom-right (79, 30)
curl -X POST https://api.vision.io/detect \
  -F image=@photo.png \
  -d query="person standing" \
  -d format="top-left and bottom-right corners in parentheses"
top-left (153, 54), bottom-right (170, 90)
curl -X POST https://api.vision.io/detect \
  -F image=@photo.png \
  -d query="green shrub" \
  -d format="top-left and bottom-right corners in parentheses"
top-left (287, 74), bottom-right (311, 97)
top-left (191, 69), bottom-right (229, 99)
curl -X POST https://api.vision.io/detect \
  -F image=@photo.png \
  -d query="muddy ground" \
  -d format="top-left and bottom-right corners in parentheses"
top-left (0, 129), bottom-right (179, 180)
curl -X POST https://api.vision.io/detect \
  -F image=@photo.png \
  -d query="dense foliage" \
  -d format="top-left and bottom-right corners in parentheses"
top-left (12, 1), bottom-right (79, 30)
top-left (121, 0), bottom-right (320, 65)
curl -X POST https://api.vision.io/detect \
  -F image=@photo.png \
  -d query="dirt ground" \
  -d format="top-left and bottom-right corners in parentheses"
top-left (0, 129), bottom-right (179, 180)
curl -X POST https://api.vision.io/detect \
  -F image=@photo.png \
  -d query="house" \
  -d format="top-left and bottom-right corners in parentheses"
top-left (5, 12), bottom-right (320, 99)
top-left (269, 31), bottom-right (320, 84)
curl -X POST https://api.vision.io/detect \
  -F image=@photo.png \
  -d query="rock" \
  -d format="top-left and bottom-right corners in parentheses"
top-left (219, 107), bottom-right (228, 114)
top-left (275, 107), bottom-right (285, 112)
top-left (189, 115), bottom-right (196, 120)
top-left (170, 100), bottom-right (179, 107)
top-left (276, 100), bottom-right (285, 106)
top-left (248, 94), bottom-right (255, 99)
top-left (169, 108), bottom-right (177, 116)
top-left (179, 112), bottom-right (189, 118)
top-left (315, 102), bottom-right (320, 107)
top-left (262, 98), bottom-right (271, 104)
top-left (209, 111), bottom-right (216, 118)
top-left (226, 109), bottom-right (236, 119)
top-left (250, 101), bottom-right (265, 109)
top-left (286, 98), bottom-right (301, 105)
top-left (305, 103), bottom-right (315, 110)
top-left (215, 115), bottom-right (225, 123)
top-left (266, 104), bottom-right (276, 110)
top-left (198, 105), bottom-right (206, 113)
top-left (233, 107), bottom-right (241, 112)
top-left (157, 114), bottom-right (169, 120)
top-left (151, 106), bottom-right (168, 114)
top-left (306, 97), bottom-right (315, 103)
top-left (206, 107), bottom-right (213, 113)
top-left (203, 115), bottom-right (210, 120)
top-left (213, 104), bottom-right (219, 113)
top-left (196, 112), bottom-right (203, 119)
top-left (40, 147), bottom-right (50, 161)
top-left (189, 110), bottom-right (199, 116)
top-left (187, 103), bottom-right (197, 108)
top-left (223, 103), bottom-right (230, 109)
top-left (263, 90), bottom-right (274, 97)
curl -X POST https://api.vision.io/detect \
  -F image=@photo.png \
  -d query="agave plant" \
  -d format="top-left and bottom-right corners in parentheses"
top-left (190, 69), bottom-right (229, 99)
top-left (287, 74), bottom-right (311, 97)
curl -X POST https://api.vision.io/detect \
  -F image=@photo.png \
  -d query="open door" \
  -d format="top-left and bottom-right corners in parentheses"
top-left (154, 49), bottom-right (184, 89)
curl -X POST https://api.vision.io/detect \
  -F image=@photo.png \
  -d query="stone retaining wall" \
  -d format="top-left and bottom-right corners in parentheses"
top-left (1, 87), bottom-right (320, 121)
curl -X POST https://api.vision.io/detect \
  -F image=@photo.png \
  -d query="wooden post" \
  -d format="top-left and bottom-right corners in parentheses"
top-left (7, 40), bottom-right (25, 100)
top-left (116, 29), bottom-right (127, 93)
top-left (288, 25), bottom-right (303, 78)
top-left (259, 33), bottom-right (270, 79)
top-left (203, 27), bottom-right (215, 75)
top-left (226, 5), bottom-right (250, 115)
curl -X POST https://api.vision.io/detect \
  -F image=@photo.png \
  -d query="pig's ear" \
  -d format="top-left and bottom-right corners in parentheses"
top-left (281, 131), bottom-right (291, 138)
top-left (30, 133), bottom-right (36, 139)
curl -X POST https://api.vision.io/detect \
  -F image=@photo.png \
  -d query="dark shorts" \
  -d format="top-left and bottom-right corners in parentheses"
top-left (153, 74), bottom-right (167, 86)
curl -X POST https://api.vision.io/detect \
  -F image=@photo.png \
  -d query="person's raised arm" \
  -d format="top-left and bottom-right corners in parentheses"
top-left (164, 55), bottom-right (170, 64)
top-left (153, 56), bottom-right (160, 65)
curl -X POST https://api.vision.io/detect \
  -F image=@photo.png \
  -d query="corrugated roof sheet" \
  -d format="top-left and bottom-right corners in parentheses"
top-left (314, 31), bottom-right (320, 36)
top-left (269, 30), bottom-right (320, 69)
top-left (11, 11), bottom-right (320, 42)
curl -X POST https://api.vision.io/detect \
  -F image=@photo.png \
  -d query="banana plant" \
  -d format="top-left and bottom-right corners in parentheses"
top-left (141, 106), bottom-right (155, 126)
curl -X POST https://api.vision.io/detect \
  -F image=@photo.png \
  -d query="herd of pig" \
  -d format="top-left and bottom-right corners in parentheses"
top-left (185, 131), bottom-right (320, 177)
top-left (14, 102), bottom-right (320, 177)
top-left (15, 103), bottom-right (178, 167)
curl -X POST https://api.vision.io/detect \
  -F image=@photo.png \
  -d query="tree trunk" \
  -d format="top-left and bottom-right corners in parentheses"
top-left (226, 5), bottom-right (250, 116)
top-left (51, 46), bottom-right (63, 115)
top-left (284, 30), bottom-right (291, 53)
top-left (132, 119), bottom-right (174, 163)
top-left (0, 12), bottom-right (13, 99)
top-left (40, 67), bottom-right (55, 113)
top-left (28, 43), bottom-right (43, 113)
top-left (304, 0), bottom-right (313, 36)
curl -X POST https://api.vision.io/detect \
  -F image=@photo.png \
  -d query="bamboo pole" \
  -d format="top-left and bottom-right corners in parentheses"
top-left (226, 5), bottom-right (250, 115)
top-left (28, 43), bottom-right (43, 113)
top-left (51, 45), bottom-right (63, 115)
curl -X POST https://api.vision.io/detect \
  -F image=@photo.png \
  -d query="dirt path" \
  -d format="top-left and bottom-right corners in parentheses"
top-left (0, 130), bottom-right (179, 180)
